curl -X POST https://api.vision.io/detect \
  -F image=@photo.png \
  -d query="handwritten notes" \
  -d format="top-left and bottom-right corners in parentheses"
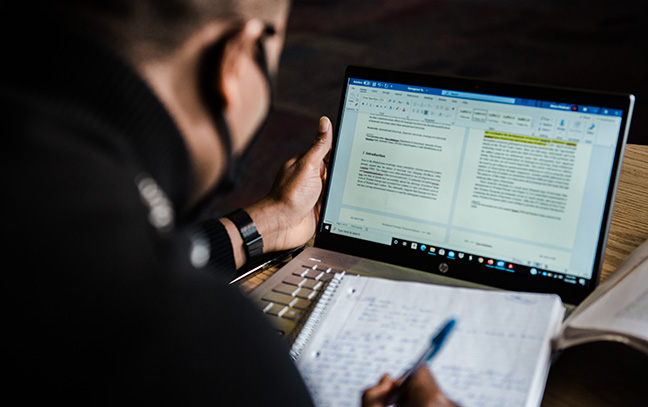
top-left (293, 276), bottom-right (564, 407)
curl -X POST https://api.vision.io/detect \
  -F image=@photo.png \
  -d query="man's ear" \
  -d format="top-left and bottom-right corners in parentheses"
top-left (212, 19), bottom-right (266, 110)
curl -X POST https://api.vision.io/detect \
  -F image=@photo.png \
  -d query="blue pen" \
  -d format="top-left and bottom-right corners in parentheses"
top-left (388, 319), bottom-right (456, 403)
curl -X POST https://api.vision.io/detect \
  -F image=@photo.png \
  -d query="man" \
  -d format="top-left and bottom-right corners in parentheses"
top-left (3, 1), bottom-right (455, 405)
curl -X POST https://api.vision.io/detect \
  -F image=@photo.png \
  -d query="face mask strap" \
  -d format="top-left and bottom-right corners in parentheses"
top-left (255, 24), bottom-right (277, 101)
top-left (188, 24), bottom-right (277, 220)
top-left (199, 29), bottom-right (237, 166)
top-left (233, 24), bottom-right (277, 170)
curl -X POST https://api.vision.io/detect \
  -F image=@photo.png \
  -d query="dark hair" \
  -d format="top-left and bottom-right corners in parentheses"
top-left (35, 0), bottom-right (287, 59)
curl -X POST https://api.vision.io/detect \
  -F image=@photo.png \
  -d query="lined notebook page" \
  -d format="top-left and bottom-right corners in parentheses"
top-left (293, 275), bottom-right (564, 407)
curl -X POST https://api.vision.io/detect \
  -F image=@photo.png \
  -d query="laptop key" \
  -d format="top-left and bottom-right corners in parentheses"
top-left (318, 271), bottom-right (337, 282)
top-left (301, 279), bottom-right (322, 290)
top-left (283, 274), bottom-right (307, 287)
top-left (281, 308), bottom-right (303, 321)
top-left (291, 298), bottom-right (312, 310)
top-left (273, 283), bottom-right (300, 296)
top-left (262, 291), bottom-right (297, 306)
top-left (302, 269), bottom-right (323, 279)
top-left (294, 287), bottom-right (316, 300)
top-left (262, 302), bottom-right (284, 316)
top-left (276, 306), bottom-right (290, 318)
top-left (294, 267), bottom-right (309, 278)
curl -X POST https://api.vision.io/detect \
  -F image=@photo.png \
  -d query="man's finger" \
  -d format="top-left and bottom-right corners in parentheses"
top-left (303, 116), bottom-right (333, 163)
top-left (361, 374), bottom-right (396, 407)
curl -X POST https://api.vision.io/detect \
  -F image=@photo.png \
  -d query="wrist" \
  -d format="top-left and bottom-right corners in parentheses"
top-left (245, 198), bottom-right (287, 254)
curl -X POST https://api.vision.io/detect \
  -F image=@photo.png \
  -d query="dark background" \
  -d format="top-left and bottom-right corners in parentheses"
top-left (216, 0), bottom-right (646, 214)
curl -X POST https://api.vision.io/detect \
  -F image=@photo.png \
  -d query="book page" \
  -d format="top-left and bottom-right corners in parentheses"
top-left (294, 276), bottom-right (564, 407)
top-left (564, 239), bottom-right (648, 344)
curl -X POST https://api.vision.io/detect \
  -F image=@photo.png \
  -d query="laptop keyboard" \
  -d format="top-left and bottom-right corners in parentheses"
top-left (254, 257), bottom-right (348, 341)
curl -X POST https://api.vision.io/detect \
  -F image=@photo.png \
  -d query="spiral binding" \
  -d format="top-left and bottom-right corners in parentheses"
top-left (289, 273), bottom-right (345, 360)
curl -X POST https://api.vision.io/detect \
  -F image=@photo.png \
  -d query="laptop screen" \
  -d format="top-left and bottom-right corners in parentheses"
top-left (316, 66), bottom-right (634, 304)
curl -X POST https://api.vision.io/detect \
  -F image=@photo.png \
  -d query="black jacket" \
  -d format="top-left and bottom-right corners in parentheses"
top-left (2, 12), bottom-right (314, 406)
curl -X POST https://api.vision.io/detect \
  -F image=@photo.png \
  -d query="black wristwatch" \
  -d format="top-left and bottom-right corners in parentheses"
top-left (225, 208), bottom-right (264, 264)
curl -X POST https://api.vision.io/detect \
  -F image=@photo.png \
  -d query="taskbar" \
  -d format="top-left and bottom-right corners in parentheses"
top-left (390, 237), bottom-right (591, 288)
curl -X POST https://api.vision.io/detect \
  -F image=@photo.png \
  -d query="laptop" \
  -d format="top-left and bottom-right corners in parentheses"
top-left (245, 65), bottom-right (635, 342)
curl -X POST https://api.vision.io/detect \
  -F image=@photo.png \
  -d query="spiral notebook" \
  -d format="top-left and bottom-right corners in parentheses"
top-left (290, 274), bottom-right (565, 407)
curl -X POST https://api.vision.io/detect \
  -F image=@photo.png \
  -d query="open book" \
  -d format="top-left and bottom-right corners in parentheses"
top-left (290, 240), bottom-right (648, 407)
top-left (554, 238), bottom-right (648, 353)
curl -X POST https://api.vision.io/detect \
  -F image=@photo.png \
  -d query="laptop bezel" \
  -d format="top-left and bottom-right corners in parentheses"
top-left (314, 65), bottom-right (634, 305)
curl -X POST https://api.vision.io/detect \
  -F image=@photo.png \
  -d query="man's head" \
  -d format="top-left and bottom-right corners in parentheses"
top-left (58, 0), bottom-right (290, 206)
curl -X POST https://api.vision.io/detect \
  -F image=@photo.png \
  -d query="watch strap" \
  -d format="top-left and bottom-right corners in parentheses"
top-left (225, 208), bottom-right (264, 264)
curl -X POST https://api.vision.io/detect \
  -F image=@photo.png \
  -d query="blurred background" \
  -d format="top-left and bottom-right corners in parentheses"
top-left (214, 0), bottom-right (646, 214)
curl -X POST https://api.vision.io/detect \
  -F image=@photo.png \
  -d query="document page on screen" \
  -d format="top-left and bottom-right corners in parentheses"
top-left (323, 79), bottom-right (623, 281)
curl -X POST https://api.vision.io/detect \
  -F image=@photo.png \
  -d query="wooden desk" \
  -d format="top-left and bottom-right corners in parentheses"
top-left (238, 144), bottom-right (648, 406)
top-left (598, 144), bottom-right (648, 281)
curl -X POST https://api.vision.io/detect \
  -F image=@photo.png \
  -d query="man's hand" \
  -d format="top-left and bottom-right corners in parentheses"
top-left (224, 116), bottom-right (333, 268)
top-left (362, 366), bottom-right (460, 407)
top-left (362, 374), bottom-right (398, 407)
